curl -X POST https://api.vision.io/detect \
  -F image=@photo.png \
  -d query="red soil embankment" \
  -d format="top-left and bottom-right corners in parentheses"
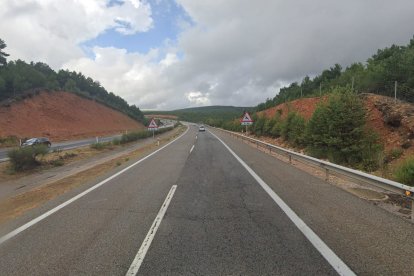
top-left (257, 97), bottom-right (323, 120)
top-left (257, 94), bottom-right (414, 154)
top-left (0, 91), bottom-right (144, 141)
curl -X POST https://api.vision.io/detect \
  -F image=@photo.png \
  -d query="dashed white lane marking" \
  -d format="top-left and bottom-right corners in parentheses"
top-left (209, 130), bottom-right (356, 276)
top-left (0, 127), bottom-right (189, 246)
top-left (190, 145), bottom-right (195, 153)
top-left (125, 185), bottom-right (177, 276)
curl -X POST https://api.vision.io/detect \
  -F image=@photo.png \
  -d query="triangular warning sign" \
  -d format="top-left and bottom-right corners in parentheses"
top-left (241, 112), bottom-right (253, 123)
top-left (148, 118), bottom-right (158, 128)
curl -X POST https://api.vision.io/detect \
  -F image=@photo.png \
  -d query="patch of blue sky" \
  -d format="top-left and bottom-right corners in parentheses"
top-left (82, 0), bottom-right (193, 59)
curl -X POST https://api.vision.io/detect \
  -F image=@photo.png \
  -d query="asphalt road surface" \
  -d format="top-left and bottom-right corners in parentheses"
top-left (0, 135), bottom-right (121, 161)
top-left (0, 125), bottom-right (413, 275)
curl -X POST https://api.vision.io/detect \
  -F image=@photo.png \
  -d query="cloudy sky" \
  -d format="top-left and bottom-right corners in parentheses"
top-left (1, 0), bottom-right (414, 110)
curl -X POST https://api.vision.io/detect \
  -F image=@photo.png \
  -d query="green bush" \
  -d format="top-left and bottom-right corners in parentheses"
top-left (252, 116), bottom-right (266, 136)
top-left (263, 118), bottom-right (275, 136)
top-left (388, 148), bottom-right (403, 160)
top-left (112, 138), bottom-right (121, 145)
top-left (281, 112), bottom-right (306, 146)
top-left (120, 131), bottom-right (152, 144)
top-left (120, 126), bottom-right (175, 144)
top-left (394, 158), bottom-right (414, 186)
top-left (50, 159), bottom-right (64, 167)
top-left (90, 142), bottom-right (112, 150)
top-left (305, 89), bottom-right (383, 170)
top-left (7, 145), bottom-right (49, 171)
top-left (0, 136), bottom-right (19, 147)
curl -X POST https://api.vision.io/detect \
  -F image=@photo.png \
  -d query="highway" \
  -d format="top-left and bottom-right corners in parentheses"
top-left (0, 135), bottom-right (121, 161)
top-left (0, 125), bottom-right (413, 275)
top-left (0, 122), bottom-right (175, 162)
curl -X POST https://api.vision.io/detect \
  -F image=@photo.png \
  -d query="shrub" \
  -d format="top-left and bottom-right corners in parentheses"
top-left (0, 136), bottom-right (19, 147)
top-left (270, 120), bottom-right (282, 137)
top-left (90, 142), bottom-right (111, 150)
top-left (263, 118), bottom-right (275, 136)
top-left (112, 138), bottom-right (121, 145)
top-left (281, 112), bottom-right (306, 146)
top-left (120, 131), bottom-right (151, 144)
top-left (63, 152), bottom-right (77, 159)
top-left (8, 145), bottom-right (48, 171)
top-left (50, 159), bottom-right (64, 167)
top-left (305, 89), bottom-right (383, 169)
top-left (394, 158), bottom-right (414, 186)
top-left (388, 148), bottom-right (403, 161)
top-left (120, 126), bottom-right (175, 144)
top-left (252, 116), bottom-right (266, 136)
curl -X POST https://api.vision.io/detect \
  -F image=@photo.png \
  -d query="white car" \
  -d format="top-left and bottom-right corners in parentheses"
top-left (199, 125), bottom-right (206, 132)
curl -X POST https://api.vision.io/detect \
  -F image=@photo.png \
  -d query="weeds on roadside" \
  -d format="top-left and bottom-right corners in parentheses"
top-left (394, 158), bottom-right (414, 186)
top-left (90, 142), bottom-right (112, 150)
top-left (8, 145), bottom-right (48, 171)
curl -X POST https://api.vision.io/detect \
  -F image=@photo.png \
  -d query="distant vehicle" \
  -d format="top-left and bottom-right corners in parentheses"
top-left (22, 137), bottom-right (51, 147)
top-left (199, 125), bottom-right (206, 132)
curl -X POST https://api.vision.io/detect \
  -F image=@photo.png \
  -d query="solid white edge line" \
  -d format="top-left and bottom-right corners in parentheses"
top-left (190, 145), bottom-right (195, 153)
top-left (0, 127), bottom-right (189, 245)
top-left (125, 185), bottom-right (177, 276)
top-left (208, 130), bottom-right (355, 276)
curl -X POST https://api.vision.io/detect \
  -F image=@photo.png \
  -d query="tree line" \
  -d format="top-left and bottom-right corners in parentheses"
top-left (257, 36), bottom-right (414, 111)
top-left (0, 38), bottom-right (145, 123)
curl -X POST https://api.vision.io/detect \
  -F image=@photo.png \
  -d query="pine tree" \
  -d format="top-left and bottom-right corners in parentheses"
top-left (0, 38), bottom-right (9, 66)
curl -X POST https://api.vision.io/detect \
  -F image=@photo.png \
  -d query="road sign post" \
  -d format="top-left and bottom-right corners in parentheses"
top-left (240, 112), bottom-right (253, 134)
top-left (148, 118), bottom-right (158, 138)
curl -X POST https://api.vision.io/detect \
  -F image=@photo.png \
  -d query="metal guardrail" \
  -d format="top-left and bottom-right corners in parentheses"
top-left (215, 127), bottom-right (414, 198)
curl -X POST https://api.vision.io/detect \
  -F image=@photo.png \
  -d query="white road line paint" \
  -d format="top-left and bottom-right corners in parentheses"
top-left (0, 127), bottom-right (189, 245)
top-left (196, 135), bottom-right (198, 139)
top-left (126, 185), bottom-right (177, 276)
top-left (190, 145), bottom-right (195, 153)
top-left (209, 130), bottom-right (355, 276)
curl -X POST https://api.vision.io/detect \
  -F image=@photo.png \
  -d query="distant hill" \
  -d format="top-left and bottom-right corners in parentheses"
top-left (0, 91), bottom-right (144, 143)
top-left (144, 106), bottom-right (253, 124)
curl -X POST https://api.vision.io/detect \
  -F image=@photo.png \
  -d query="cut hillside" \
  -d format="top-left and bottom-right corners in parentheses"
top-left (0, 91), bottom-right (144, 141)
top-left (258, 97), bottom-right (324, 120)
top-left (257, 93), bottom-right (414, 156)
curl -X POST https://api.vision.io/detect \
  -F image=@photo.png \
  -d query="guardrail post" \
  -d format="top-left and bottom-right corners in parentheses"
top-left (289, 155), bottom-right (292, 164)
top-left (325, 168), bottom-right (329, 182)
top-left (411, 198), bottom-right (414, 222)
top-left (256, 141), bottom-right (259, 148)
top-left (268, 146), bottom-right (272, 153)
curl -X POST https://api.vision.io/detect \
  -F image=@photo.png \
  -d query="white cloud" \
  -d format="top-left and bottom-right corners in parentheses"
top-left (0, 0), bottom-right (152, 67)
top-left (2, 0), bottom-right (414, 109)
top-left (186, 91), bottom-right (211, 106)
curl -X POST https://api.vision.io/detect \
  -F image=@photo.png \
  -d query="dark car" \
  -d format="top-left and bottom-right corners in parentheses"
top-left (22, 137), bottom-right (52, 147)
